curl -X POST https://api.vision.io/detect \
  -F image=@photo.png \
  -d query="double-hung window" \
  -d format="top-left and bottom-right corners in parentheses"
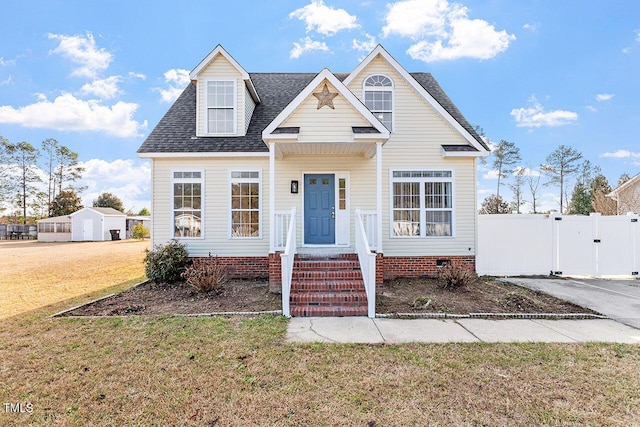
top-left (364, 74), bottom-right (393, 130)
top-left (173, 171), bottom-right (203, 238)
top-left (391, 170), bottom-right (453, 237)
top-left (230, 171), bottom-right (261, 238)
top-left (207, 80), bottom-right (235, 134)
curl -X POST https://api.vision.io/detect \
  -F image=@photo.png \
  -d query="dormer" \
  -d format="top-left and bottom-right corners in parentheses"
top-left (189, 45), bottom-right (260, 137)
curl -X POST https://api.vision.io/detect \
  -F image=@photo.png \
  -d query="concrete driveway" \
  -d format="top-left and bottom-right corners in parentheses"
top-left (503, 277), bottom-right (640, 329)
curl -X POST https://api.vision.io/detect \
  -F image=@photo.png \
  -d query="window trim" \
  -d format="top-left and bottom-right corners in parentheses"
top-left (205, 78), bottom-right (237, 135)
top-left (171, 169), bottom-right (205, 240)
top-left (363, 74), bottom-right (394, 131)
top-left (228, 169), bottom-right (262, 240)
top-left (389, 169), bottom-right (455, 239)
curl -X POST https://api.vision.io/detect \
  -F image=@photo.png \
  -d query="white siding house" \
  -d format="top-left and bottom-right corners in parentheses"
top-left (138, 44), bottom-right (490, 317)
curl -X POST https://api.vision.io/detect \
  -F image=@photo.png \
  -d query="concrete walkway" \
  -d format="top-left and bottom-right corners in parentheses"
top-left (504, 277), bottom-right (640, 329)
top-left (286, 317), bottom-right (640, 344)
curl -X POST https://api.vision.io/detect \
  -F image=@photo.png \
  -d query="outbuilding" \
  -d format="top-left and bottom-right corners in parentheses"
top-left (37, 207), bottom-right (126, 242)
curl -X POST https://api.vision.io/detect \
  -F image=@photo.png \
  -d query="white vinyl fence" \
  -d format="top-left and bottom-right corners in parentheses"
top-left (477, 213), bottom-right (640, 278)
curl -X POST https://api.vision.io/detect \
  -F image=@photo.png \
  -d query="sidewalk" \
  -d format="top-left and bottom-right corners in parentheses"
top-left (286, 317), bottom-right (640, 344)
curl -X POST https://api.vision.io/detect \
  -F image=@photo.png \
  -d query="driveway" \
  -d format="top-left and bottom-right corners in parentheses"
top-left (504, 277), bottom-right (640, 329)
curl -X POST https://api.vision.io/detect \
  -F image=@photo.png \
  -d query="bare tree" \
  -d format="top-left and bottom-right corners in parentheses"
top-left (492, 140), bottom-right (521, 200)
top-left (527, 173), bottom-right (542, 213)
top-left (540, 145), bottom-right (583, 213)
top-left (509, 167), bottom-right (526, 214)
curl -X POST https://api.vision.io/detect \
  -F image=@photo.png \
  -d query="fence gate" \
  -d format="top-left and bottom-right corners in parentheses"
top-left (478, 213), bottom-right (640, 277)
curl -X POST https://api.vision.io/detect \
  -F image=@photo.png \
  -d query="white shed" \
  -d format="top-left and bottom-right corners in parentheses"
top-left (69, 207), bottom-right (126, 241)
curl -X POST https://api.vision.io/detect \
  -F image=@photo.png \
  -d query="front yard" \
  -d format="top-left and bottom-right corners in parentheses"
top-left (0, 242), bottom-right (638, 425)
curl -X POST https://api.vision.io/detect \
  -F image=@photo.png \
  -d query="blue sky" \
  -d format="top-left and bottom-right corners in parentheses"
top-left (1, 0), bottom-right (639, 213)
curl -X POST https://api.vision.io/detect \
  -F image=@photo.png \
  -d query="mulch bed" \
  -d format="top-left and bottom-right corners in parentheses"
top-left (59, 276), bottom-right (596, 317)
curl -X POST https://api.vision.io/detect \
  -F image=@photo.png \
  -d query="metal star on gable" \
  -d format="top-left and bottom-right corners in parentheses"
top-left (313, 83), bottom-right (338, 109)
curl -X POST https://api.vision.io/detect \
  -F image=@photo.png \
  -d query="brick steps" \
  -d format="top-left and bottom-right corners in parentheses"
top-left (289, 254), bottom-right (368, 317)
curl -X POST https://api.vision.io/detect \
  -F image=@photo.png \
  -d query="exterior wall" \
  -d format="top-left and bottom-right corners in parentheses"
top-left (273, 155), bottom-right (377, 247)
top-left (380, 255), bottom-right (476, 280)
top-left (244, 85), bottom-right (256, 134)
top-left (37, 232), bottom-right (72, 242)
top-left (281, 81), bottom-right (371, 142)
top-left (71, 209), bottom-right (102, 241)
top-left (151, 157), bottom-right (270, 257)
top-left (346, 55), bottom-right (478, 257)
top-left (195, 55), bottom-right (246, 137)
top-left (103, 216), bottom-right (126, 241)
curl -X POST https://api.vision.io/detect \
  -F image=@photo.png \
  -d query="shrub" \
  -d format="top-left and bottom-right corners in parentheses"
top-left (181, 254), bottom-right (228, 293)
top-left (144, 240), bottom-right (189, 284)
top-left (132, 222), bottom-right (150, 239)
top-left (437, 264), bottom-right (476, 290)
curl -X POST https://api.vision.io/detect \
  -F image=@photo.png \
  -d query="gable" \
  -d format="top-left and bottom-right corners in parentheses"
top-left (280, 80), bottom-right (375, 143)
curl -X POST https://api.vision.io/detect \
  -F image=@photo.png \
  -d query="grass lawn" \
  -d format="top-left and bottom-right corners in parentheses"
top-left (1, 241), bottom-right (639, 425)
top-left (0, 240), bottom-right (148, 319)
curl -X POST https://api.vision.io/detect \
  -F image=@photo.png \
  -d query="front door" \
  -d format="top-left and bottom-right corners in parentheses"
top-left (82, 219), bottom-right (93, 241)
top-left (304, 174), bottom-right (335, 244)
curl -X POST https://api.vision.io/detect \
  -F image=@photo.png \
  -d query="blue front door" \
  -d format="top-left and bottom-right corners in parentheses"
top-left (304, 174), bottom-right (335, 244)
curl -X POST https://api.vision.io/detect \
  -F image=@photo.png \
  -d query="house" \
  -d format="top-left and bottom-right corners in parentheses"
top-left (607, 174), bottom-right (640, 215)
top-left (138, 44), bottom-right (490, 317)
top-left (37, 207), bottom-right (126, 242)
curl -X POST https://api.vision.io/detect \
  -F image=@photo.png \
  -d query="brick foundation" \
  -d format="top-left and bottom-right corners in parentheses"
top-left (192, 253), bottom-right (476, 295)
top-left (379, 254), bottom-right (476, 281)
top-left (268, 252), bottom-right (282, 293)
top-left (192, 255), bottom-right (269, 280)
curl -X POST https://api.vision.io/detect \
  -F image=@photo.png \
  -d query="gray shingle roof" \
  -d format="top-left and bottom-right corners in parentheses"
top-left (137, 72), bottom-right (487, 154)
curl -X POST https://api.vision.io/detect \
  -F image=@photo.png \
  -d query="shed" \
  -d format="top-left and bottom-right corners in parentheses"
top-left (69, 207), bottom-right (127, 241)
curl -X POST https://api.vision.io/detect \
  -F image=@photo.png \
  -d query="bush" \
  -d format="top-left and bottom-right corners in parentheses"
top-left (132, 222), bottom-right (150, 239)
top-left (437, 264), bottom-right (476, 290)
top-left (144, 240), bottom-right (189, 284)
top-left (181, 254), bottom-right (228, 293)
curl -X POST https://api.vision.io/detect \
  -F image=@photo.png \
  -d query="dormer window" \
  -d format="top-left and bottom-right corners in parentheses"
top-left (364, 74), bottom-right (393, 130)
top-left (207, 79), bottom-right (236, 134)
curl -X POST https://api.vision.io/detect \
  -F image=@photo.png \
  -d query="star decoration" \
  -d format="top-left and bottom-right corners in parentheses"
top-left (313, 84), bottom-right (338, 109)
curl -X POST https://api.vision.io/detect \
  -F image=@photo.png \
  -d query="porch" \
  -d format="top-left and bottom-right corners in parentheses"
top-left (272, 208), bottom-right (379, 318)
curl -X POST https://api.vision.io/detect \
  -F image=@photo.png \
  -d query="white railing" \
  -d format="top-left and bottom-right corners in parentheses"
top-left (273, 210), bottom-right (292, 251)
top-left (359, 210), bottom-right (378, 251)
top-left (280, 208), bottom-right (297, 317)
top-left (355, 209), bottom-right (376, 318)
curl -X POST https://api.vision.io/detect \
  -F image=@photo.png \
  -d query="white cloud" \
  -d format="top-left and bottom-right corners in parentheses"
top-left (79, 158), bottom-right (151, 211)
top-left (290, 37), bottom-right (330, 59)
top-left (513, 166), bottom-right (541, 177)
top-left (586, 105), bottom-right (597, 112)
top-left (154, 68), bottom-right (190, 103)
top-left (601, 150), bottom-right (640, 159)
top-left (352, 33), bottom-right (377, 52)
top-left (0, 56), bottom-right (16, 66)
top-left (595, 93), bottom-right (614, 102)
top-left (510, 96), bottom-right (578, 128)
top-left (129, 72), bottom-right (146, 80)
top-left (0, 75), bottom-right (11, 86)
top-left (636, 29), bottom-right (640, 43)
top-left (483, 169), bottom-right (500, 180)
top-left (0, 93), bottom-right (147, 137)
top-left (383, 0), bottom-right (515, 62)
top-left (289, 0), bottom-right (359, 35)
top-left (48, 32), bottom-right (113, 79)
top-left (522, 22), bottom-right (539, 32)
top-left (79, 76), bottom-right (122, 100)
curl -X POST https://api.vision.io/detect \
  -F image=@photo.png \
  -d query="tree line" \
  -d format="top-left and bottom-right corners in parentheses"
top-left (480, 140), bottom-right (628, 215)
top-left (1, 135), bottom-right (149, 224)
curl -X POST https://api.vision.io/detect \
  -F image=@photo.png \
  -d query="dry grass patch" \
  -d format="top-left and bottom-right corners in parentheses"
top-left (1, 311), bottom-right (639, 426)
top-left (0, 240), bottom-right (148, 319)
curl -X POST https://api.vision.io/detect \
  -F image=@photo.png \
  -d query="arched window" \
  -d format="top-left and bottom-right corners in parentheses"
top-left (364, 74), bottom-right (393, 130)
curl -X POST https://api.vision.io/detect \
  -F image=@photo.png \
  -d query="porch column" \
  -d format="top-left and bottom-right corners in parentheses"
top-left (376, 141), bottom-right (383, 252)
top-left (269, 142), bottom-right (275, 253)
